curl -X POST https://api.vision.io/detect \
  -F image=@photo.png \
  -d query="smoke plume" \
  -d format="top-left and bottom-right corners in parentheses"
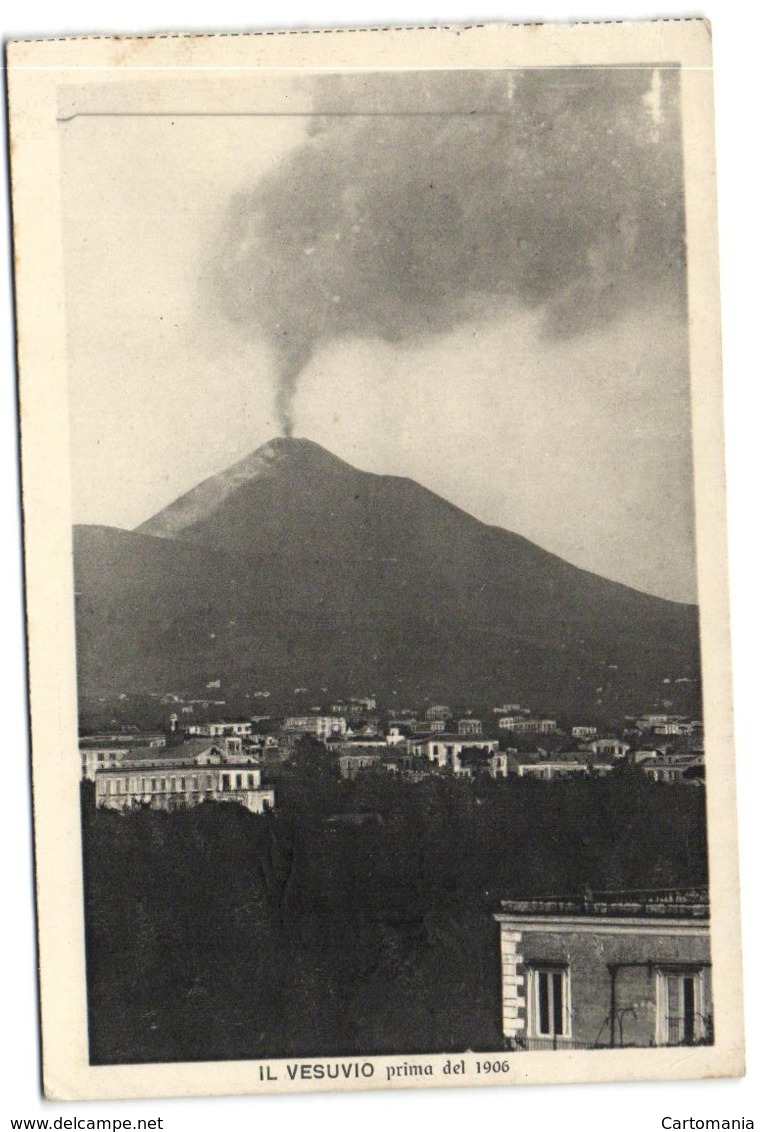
top-left (215, 69), bottom-right (685, 436)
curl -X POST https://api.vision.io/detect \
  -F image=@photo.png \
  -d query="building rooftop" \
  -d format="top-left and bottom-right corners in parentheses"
top-left (499, 887), bottom-right (709, 919)
top-left (80, 734), bottom-right (164, 748)
top-left (425, 733), bottom-right (497, 744)
top-left (335, 746), bottom-right (385, 758)
top-left (102, 738), bottom-right (234, 766)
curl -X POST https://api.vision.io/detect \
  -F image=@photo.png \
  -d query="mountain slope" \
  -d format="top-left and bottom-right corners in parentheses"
top-left (74, 438), bottom-right (701, 714)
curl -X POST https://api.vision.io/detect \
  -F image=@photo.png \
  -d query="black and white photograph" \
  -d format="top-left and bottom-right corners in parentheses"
top-left (6, 18), bottom-right (745, 1103)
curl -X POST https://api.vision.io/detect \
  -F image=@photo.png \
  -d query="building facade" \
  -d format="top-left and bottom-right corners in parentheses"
top-left (337, 751), bottom-right (384, 779)
top-left (93, 741), bottom-right (275, 814)
top-left (282, 715), bottom-right (347, 740)
top-left (457, 718), bottom-right (484, 736)
top-left (80, 746), bottom-right (130, 781)
top-left (187, 720), bottom-right (253, 737)
top-left (515, 761), bottom-right (589, 780)
top-left (494, 889), bottom-right (712, 1050)
top-left (425, 735), bottom-right (500, 770)
top-left (590, 738), bottom-right (630, 758)
top-left (499, 718), bottom-right (557, 734)
top-left (410, 719), bottom-right (446, 734)
top-left (425, 705), bottom-right (451, 721)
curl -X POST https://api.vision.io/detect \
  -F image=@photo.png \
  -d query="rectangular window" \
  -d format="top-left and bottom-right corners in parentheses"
top-left (657, 969), bottom-right (707, 1046)
top-left (221, 773), bottom-right (231, 790)
top-left (528, 967), bottom-right (571, 1039)
top-left (247, 774), bottom-right (255, 788)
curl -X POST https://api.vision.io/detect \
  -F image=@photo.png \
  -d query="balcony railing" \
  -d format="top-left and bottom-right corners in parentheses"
top-left (500, 887), bottom-right (709, 919)
top-left (512, 1037), bottom-right (598, 1051)
top-left (508, 1012), bottom-right (714, 1051)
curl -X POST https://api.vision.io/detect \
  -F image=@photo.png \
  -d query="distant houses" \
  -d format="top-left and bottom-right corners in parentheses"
top-left (457, 718), bottom-right (483, 736)
top-left (642, 754), bottom-right (705, 785)
top-left (516, 761), bottom-right (590, 780)
top-left (425, 734), bottom-right (499, 766)
top-left (423, 735), bottom-right (507, 778)
top-left (187, 720), bottom-right (253, 737)
top-left (425, 704), bottom-right (451, 722)
top-left (411, 718), bottom-right (446, 734)
top-left (283, 715), bottom-right (347, 740)
top-left (589, 737), bottom-right (630, 758)
top-left (499, 717), bottom-right (557, 734)
top-left (336, 746), bottom-right (387, 780)
top-left (386, 726), bottom-right (408, 746)
top-left (80, 689), bottom-right (705, 799)
top-left (633, 714), bottom-right (703, 737)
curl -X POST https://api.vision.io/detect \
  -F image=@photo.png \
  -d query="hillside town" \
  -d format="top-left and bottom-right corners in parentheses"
top-left (81, 690), bottom-right (705, 812)
top-left (79, 676), bottom-right (711, 1060)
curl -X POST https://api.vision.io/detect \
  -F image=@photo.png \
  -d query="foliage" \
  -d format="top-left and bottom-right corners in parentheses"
top-left (82, 773), bottom-right (708, 1063)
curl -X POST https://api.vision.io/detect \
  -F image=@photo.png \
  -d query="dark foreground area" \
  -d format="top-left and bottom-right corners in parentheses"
top-left (82, 768), bottom-right (708, 1063)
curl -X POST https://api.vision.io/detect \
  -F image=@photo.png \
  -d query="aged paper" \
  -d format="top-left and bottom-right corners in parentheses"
top-left (7, 20), bottom-right (744, 1101)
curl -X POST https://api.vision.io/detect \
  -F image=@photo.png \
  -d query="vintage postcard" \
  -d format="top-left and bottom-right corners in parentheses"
top-left (7, 19), bottom-right (744, 1101)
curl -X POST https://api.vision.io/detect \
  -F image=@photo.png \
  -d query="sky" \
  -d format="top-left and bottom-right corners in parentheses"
top-left (61, 68), bottom-right (697, 603)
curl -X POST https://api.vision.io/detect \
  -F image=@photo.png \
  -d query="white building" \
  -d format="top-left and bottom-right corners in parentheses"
top-left (351, 696), bottom-right (377, 712)
top-left (425, 705), bottom-right (452, 721)
top-left (93, 740), bottom-right (273, 814)
top-left (499, 718), bottom-right (557, 734)
top-left (457, 718), bottom-right (483, 736)
top-left (386, 726), bottom-right (408, 746)
top-left (635, 714), bottom-right (680, 731)
top-left (411, 719), bottom-right (446, 734)
top-left (633, 748), bottom-right (660, 764)
top-left (516, 762), bottom-right (589, 780)
top-left (81, 732), bottom-right (166, 748)
top-left (653, 722), bottom-right (699, 736)
top-left (572, 725), bottom-right (598, 740)
top-left (80, 746), bottom-right (130, 781)
top-left (187, 720), bottom-right (253, 737)
top-left (589, 738), bottom-right (630, 758)
top-left (282, 715), bottom-right (347, 740)
top-left (425, 735), bottom-right (499, 771)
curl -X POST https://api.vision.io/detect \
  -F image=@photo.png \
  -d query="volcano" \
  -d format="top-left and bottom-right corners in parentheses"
top-left (73, 438), bottom-right (700, 715)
